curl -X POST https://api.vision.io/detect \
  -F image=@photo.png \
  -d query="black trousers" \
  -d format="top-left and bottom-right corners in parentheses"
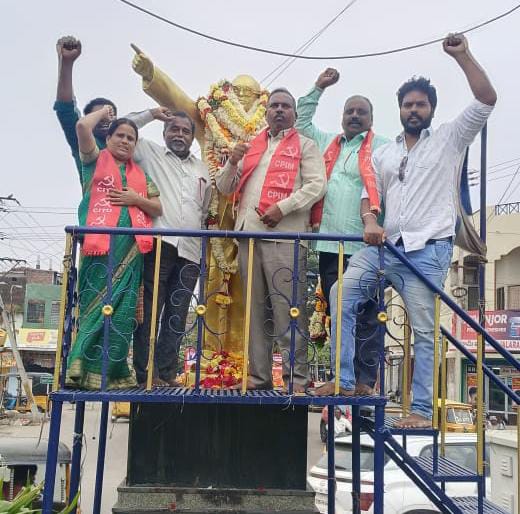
top-left (133, 241), bottom-right (199, 384)
top-left (319, 251), bottom-right (380, 388)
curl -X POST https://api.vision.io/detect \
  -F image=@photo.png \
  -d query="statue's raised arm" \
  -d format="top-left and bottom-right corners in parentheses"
top-left (131, 43), bottom-right (205, 146)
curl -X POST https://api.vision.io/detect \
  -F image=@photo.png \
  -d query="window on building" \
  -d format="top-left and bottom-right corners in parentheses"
top-left (463, 256), bottom-right (479, 286)
top-left (26, 300), bottom-right (45, 324)
top-left (496, 287), bottom-right (505, 310)
top-left (467, 286), bottom-right (479, 311)
top-left (508, 285), bottom-right (520, 310)
top-left (50, 301), bottom-right (61, 325)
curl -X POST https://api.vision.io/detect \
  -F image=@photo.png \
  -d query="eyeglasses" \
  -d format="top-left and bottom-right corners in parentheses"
top-left (398, 155), bottom-right (408, 182)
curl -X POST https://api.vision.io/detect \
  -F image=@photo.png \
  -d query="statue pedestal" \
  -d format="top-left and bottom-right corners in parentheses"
top-left (115, 403), bottom-right (317, 513)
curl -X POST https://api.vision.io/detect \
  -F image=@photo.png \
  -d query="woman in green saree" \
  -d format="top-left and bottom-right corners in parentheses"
top-left (66, 106), bottom-right (162, 389)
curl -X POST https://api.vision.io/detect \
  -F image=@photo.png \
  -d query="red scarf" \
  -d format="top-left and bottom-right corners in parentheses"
top-left (83, 149), bottom-right (153, 256)
top-left (237, 128), bottom-right (301, 214)
top-left (310, 129), bottom-right (380, 227)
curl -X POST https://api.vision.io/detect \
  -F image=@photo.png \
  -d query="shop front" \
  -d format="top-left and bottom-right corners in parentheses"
top-left (455, 309), bottom-right (520, 424)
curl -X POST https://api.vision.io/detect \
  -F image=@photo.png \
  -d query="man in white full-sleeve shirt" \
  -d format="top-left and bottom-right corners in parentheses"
top-left (319, 34), bottom-right (496, 428)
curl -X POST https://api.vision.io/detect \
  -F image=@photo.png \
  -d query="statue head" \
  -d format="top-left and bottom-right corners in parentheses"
top-left (231, 75), bottom-right (262, 111)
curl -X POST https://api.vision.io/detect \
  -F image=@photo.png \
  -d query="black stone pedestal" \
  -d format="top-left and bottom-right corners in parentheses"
top-left (127, 403), bottom-right (308, 490)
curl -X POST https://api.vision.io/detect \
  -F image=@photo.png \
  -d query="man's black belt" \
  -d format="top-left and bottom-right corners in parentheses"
top-left (395, 236), bottom-right (452, 247)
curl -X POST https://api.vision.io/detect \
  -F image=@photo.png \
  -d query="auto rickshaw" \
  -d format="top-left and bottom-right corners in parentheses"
top-left (0, 437), bottom-right (71, 507)
top-left (1, 372), bottom-right (52, 414)
top-left (111, 401), bottom-right (130, 422)
top-left (439, 399), bottom-right (476, 433)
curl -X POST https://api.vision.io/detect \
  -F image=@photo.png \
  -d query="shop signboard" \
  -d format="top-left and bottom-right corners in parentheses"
top-left (452, 310), bottom-right (520, 352)
top-left (4, 328), bottom-right (58, 351)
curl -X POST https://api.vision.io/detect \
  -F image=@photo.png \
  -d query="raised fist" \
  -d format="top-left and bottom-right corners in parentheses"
top-left (101, 104), bottom-right (116, 122)
top-left (131, 43), bottom-right (154, 82)
top-left (316, 68), bottom-right (340, 90)
top-left (56, 35), bottom-right (82, 62)
top-left (443, 33), bottom-right (469, 57)
top-left (229, 142), bottom-right (250, 166)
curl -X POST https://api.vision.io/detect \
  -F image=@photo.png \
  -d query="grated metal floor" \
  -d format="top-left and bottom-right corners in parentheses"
top-left (51, 387), bottom-right (387, 406)
top-left (414, 455), bottom-right (479, 482)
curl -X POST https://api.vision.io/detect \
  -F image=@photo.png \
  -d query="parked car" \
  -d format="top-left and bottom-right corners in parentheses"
top-left (307, 433), bottom-right (489, 514)
top-left (320, 405), bottom-right (352, 442)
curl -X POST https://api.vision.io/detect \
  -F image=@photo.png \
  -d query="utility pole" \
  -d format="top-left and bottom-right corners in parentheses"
top-left (0, 285), bottom-right (40, 419)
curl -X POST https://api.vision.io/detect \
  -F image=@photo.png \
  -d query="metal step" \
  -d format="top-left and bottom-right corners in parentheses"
top-left (414, 455), bottom-right (479, 482)
top-left (384, 416), bottom-right (438, 436)
top-left (452, 496), bottom-right (510, 514)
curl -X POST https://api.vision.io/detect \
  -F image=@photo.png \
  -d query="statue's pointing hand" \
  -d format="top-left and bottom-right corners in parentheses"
top-left (131, 43), bottom-right (154, 82)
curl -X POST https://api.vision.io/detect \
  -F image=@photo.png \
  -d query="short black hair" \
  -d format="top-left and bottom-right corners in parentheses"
top-left (83, 97), bottom-right (118, 116)
top-left (344, 95), bottom-right (374, 116)
top-left (107, 118), bottom-right (138, 140)
top-left (397, 76), bottom-right (437, 111)
top-left (163, 111), bottom-right (196, 135)
top-left (268, 88), bottom-right (296, 110)
top-left (468, 386), bottom-right (477, 396)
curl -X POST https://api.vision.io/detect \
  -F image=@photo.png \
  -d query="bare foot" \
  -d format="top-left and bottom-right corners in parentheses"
top-left (312, 382), bottom-right (355, 397)
top-left (394, 413), bottom-right (432, 429)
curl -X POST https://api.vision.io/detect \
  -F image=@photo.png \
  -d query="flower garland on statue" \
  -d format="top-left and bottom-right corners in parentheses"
top-left (197, 80), bottom-right (268, 274)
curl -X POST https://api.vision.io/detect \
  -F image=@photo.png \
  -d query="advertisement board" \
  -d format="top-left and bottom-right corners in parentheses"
top-left (452, 310), bottom-right (520, 352)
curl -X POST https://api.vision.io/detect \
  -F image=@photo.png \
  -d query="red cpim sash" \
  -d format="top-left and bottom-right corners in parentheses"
top-left (237, 128), bottom-right (301, 214)
top-left (83, 149), bottom-right (154, 256)
top-left (310, 129), bottom-right (380, 227)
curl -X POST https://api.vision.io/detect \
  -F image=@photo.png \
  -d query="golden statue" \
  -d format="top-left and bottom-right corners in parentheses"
top-left (131, 45), bottom-right (268, 364)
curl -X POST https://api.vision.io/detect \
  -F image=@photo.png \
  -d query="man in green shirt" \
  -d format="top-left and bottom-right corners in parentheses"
top-left (54, 35), bottom-right (117, 173)
top-left (296, 68), bottom-right (388, 396)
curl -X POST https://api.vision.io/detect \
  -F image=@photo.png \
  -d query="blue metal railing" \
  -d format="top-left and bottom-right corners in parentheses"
top-left (42, 225), bottom-right (520, 514)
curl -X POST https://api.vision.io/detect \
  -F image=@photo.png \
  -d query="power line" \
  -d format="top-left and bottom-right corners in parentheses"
top-left (487, 165), bottom-right (520, 221)
top-left (261, 1), bottom-right (357, 86)
top-left (117, 0), bottom-right (520, 60)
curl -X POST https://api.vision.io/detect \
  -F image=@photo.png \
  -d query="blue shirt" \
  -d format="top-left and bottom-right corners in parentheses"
top-left (53, 99), bottom-right (105, 175)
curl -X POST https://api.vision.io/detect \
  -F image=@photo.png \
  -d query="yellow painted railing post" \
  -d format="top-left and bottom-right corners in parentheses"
top-left (402, 312), bottom-right (411, 416)
top-left (53, 233), bottom-right (73, 391)
top-left (334, 242), bottom-right (345, 396)
top-left (440, 335), bottom-right (448, 457)
top-left (241, 238), bottom-right (254, 395)
top-left (432, 294), bottom-right (441, 430)
top-left (146, 236), bottom-right (162, 390)
top-left (476, 332), bottom-right (484, 476)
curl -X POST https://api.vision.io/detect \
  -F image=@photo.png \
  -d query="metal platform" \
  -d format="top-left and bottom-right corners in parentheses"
top-left (414, 455), bottom-right (479, 482)
top-left (50, 387), bottom-right (387, 406)
top-left (452, 496), bottom-right (510, 514)
top-left (383, 416), bottom-right (438, 436)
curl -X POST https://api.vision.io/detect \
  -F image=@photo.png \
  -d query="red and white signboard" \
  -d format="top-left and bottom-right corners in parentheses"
top-left (452, 310), bottom-right (520, 352)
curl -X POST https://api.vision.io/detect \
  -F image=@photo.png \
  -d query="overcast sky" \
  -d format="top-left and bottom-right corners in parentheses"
top-left (1, 0), bottom-right (519, 270)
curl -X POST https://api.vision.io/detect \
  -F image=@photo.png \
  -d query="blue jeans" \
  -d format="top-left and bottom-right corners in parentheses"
top-left (330, 241), bottom-right (453, 419)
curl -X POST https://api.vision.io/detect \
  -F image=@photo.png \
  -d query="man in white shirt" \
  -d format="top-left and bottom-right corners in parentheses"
top-left (325, 34), bottom-right (496, 428)
top-left (130, 109), bottom-right (212, 386)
